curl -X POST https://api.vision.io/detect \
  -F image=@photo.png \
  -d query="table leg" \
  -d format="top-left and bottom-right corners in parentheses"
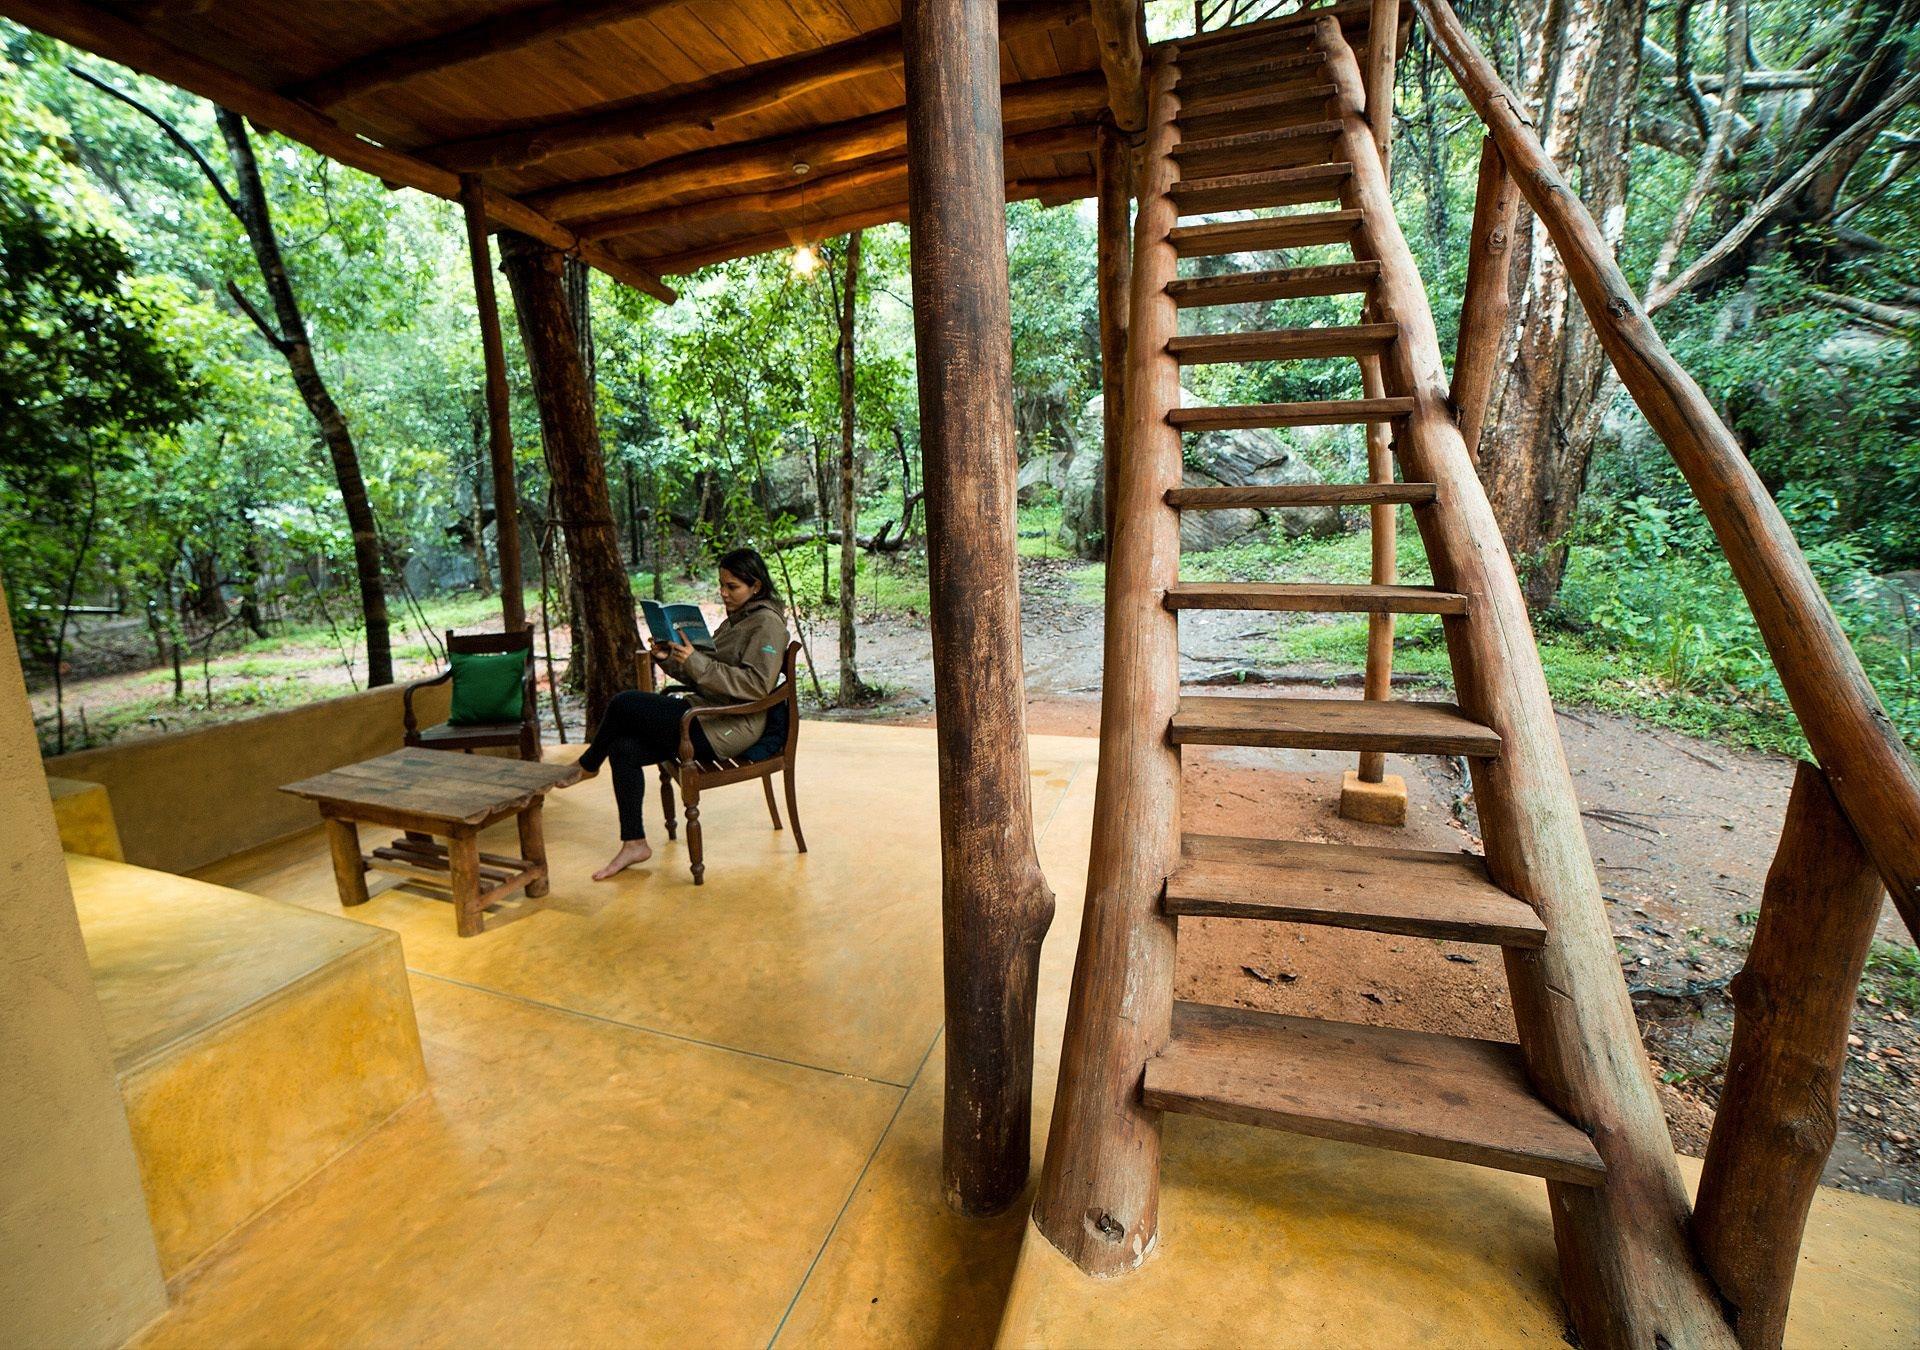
top-left (449, 831), bottom-right (483, 937)
top-left (519, 799), bottom-right (550, 899)
top-left (325, 816), bottom-right (370, 907)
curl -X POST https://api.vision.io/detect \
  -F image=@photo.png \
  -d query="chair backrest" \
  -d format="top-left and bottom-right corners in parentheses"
top-left (446, 627), bottom-right (537, 727)
top-left (772, 641), bottom-right (802, 755)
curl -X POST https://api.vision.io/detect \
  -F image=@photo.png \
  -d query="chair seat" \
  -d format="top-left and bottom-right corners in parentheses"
top-left (415, 721), bottom-right (523, 746)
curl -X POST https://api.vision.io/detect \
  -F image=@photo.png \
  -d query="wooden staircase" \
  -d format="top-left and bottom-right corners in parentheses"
top-left (1038, 8), bottom-right (1732, 1344)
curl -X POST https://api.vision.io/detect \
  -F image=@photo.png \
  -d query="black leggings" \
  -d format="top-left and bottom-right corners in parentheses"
top-left (577, 690), bottom-right (715, 840)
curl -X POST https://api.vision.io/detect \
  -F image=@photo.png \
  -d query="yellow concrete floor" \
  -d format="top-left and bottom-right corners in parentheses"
top-left (128, 721), bottom-right (1916, 1349)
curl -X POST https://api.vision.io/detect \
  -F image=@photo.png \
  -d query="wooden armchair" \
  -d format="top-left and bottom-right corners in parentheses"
top-left (657, 640), bottom-right (805, 885)
top-left (403, 628), bottom-right (541, 761)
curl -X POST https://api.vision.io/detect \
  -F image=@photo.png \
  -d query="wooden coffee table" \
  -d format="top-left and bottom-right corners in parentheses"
top-left (283, 748), bottom-right (581, 937)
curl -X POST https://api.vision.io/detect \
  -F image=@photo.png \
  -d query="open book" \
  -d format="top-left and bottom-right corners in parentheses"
top-left (640, 599), bottom-right (716, 651)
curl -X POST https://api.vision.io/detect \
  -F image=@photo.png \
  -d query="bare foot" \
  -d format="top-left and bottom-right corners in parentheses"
top-left (561, 760), bottom-right (599, 786)
top-left (592, 839), bottom-right (652, 881)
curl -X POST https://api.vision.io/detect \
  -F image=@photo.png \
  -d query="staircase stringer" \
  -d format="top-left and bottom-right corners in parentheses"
top-left (1032, 49), bottom-right (1186, 1278)
top-left (1311, 19), bottom-right (1736, 1349)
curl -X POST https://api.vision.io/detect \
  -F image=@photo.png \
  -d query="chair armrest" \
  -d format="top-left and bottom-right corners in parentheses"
top-left (402, 669), bottom-right (454, 732)
top-left (675, 678), bottom-right (792, 761)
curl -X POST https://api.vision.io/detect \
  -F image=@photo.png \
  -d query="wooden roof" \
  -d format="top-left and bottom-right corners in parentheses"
top-left (5, 0), bottom-right (1143, 302)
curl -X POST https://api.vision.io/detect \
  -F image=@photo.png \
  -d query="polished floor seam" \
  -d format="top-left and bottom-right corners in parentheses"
top-left (765, 1021), bottom-right (947, 1349)
top-left (406, 968), bottom-right (921, 1088)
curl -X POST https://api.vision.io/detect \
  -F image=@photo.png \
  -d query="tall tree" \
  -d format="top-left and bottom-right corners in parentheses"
top-left (1478, 0), bottom-right (1651, 606)
top-left (72, 69), bottom-right (394, 684)
top-left (830, 231), bottom-right (869, 702)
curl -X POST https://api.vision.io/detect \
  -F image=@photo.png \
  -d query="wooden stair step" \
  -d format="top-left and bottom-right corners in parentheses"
top-left (1168, 397), bottom-right (1415, 431)
top-left (1170, 695), bottom-right (1502, 756)
top-left (1167, 262), bottom-right (1378, 307)
top-left (1169, 209), bottom-right (1362, 257)
top-left (1166, 481), bottom-right (1435, 508)
top-left (1173, 121), bottom-right (1343, 176)
top-left (1168, 322), bottom-right (1398, 365)
top-left (1173, 0), bottom-right (1373, 56)
top-left (1165, 582), bottom-right (1467, 615)
top-left (1167, 834), bottom-right (1547, 946)
top-left (1177, 85), bottom-right (1338, 141)
top-left (1144, 1001), bottom-right (1605, 1185)
top-left (1170, 163), bottom-right (1352, 215)
top-left (1175, 54), bottom-right (1328, 106)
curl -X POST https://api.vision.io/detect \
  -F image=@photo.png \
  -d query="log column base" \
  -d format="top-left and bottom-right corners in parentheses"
top-left (1339, 770), bottom-right (1407, 826)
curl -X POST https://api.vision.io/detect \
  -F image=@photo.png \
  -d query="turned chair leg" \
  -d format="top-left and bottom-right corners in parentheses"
top-left (784, 767), bottom-right (806, 854)
top-left (762, 774), bottom-right (783, 830)
top-left (686, 784), bottom-right (705, 886)
top-left (658, 764), bottom-right (678, 840)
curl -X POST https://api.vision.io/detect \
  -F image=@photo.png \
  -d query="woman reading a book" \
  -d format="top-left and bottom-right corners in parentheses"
top-left (575, 547), bottom-right (791, 880)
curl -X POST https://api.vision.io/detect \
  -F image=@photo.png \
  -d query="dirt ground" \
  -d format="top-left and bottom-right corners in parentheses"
top-left (34, 555), bottom-right (1918, 1200)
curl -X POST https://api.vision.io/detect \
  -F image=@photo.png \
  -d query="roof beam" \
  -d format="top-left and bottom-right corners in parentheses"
top-left (0, 0), bottom-right (675, 302)
top-left (1090, 0), bottom-right (1147, 132)
top-left (576, 123), bottom-right (1099, 244)
top-left (428, 0), bottom-right (1085, 174)
top-left (529, 71), bottom-right (1107, 224)
top-left (286, 0), bottom-right (691, 112)
top-left (634, 173), bottom-right (1095, 277)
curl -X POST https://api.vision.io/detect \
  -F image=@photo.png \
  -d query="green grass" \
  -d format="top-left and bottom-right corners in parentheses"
top-left (1864, 941), bottom-right (1920, 1014)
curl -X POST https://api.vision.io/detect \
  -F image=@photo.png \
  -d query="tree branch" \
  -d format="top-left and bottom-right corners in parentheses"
top-left (223, 278), bottom-right (291, 351)
top-left (1811, 288), bottom-right (1920, 332)
top-left (1647, 0), bottom-right (1748, 297)
top-left (66, 62), bottom-right (242, 219)
top-left (1647, 69), bottom-right (1920, 312)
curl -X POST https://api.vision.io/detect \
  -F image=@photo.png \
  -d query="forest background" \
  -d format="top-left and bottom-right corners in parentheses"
top-left (3, 0), bottom-right (1916, 762)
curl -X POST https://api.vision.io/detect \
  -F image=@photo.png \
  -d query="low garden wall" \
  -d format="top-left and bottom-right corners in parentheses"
top-left (43, 682), bottom-right (452, 875)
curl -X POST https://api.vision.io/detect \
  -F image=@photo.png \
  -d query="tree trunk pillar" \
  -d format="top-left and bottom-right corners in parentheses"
top-left (902, 0), bottom-right (1057, 1217)
top-left (498, 233), bottom-right (640, 729)
top-left (1096, 121), bottom-right (1132, 556)
top-left (460, 175), bottom-right (526, 632)
top-left (1694, 762), bottom-right (1885, 1349)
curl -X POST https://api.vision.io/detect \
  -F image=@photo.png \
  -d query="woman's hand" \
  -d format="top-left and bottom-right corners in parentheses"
top-left (652, 635), bottom-right (696, 668)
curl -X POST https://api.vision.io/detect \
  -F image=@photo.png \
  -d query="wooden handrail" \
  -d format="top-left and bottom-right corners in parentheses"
top-left (1409, 0), bottom-right (1919, 934)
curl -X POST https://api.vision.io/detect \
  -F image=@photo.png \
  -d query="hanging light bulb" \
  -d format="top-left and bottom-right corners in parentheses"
top-left (790, 242), bottom-right (820, 277)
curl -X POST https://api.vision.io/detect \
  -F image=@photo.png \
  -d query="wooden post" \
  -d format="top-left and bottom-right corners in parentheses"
top-left (497, 232), bottom-right (642, 730)
top-left (1313, 22), bottom-right (1737, 1347)
top-left (1448, 138), bottom-right (1519, 460)
top-left (1364, 0), bottom-right (1399, 167)
top-left (459, 174), bottom-right (526, 631)
top-left (1694, 762), bottom-right (1885, 1350)
top-left (1344, 351), bottom-right (1403, 812)
top-left (1096, 121), bottom-right (1132, 557)
top-left (1034, 52), bottom-right (1182, 1275)
top-left (902, 0), bottom-right (1057, 1218)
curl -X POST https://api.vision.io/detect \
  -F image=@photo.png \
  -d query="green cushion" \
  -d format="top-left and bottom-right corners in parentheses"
top-left (448, 650), bottom-right (526, 726)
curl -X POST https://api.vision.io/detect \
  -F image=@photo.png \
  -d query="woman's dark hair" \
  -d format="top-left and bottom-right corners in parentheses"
top-left (717, 547), bottom-right (777, 603)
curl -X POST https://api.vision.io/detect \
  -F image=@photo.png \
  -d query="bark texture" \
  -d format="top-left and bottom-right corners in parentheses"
top-left (903, 0), bottom-right (1057, 1217)
top-left (1479, 0), bottom-right (1647, 606)
top-left (499, 233), bottom-right (640, 728)
top-left (217, 109), bottom-right (393, 686)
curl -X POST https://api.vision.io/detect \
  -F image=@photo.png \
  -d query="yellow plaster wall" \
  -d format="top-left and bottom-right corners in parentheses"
top-left (47, 775), bottom-right (126, 861)
top-left (0, 586), bottom-right (169, 1346)
top-left (44, 679), bottom-right (452, 874)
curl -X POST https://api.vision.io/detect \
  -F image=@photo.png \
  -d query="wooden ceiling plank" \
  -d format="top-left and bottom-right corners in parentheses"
top-left (287, 0), bottom-right (696, 111)
top-left (576, 121), bottom-right (1097, 241)
top-left (427, 0), bottom-right (1084, 173)
top-left (637, 170), bottom-right (1093, 275)
top-left (528, 68), bottom-right (1105, 222)
top-left (3, 0), bottom-right (677, 302)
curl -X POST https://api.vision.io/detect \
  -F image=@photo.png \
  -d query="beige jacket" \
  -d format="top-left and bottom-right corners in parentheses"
top-left (669, 597), bottom-right (790, 758)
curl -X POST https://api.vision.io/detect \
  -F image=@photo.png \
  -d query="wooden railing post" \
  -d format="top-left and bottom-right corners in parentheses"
top-left (902, 0), bottom-right (1058, 1218)
top-left (1364, 0), bottom-right (1399, 166)
top-left (1448, 136), bottom-right (1519, 461)
top-left (1410, 0), bottom-right (1920, 933)
top-left (1694, 762), bottom-right (1885, 1349)
top-left (1034, 51), bottom-right (1183, 1275)
top-left (459, 174), bottom-right (525, 632)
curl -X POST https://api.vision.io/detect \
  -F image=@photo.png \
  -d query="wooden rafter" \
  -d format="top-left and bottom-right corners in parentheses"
top-left (1, 0), bottom-right (677, 302)
top-left (529, 71), bottom-right (1108, 224)
top-left (426, 0), bottom-right (1086, 174)
top-left (634, 172), bottom-right (1094, 276)
top-left (286, 0), bottom-right (691, 111)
